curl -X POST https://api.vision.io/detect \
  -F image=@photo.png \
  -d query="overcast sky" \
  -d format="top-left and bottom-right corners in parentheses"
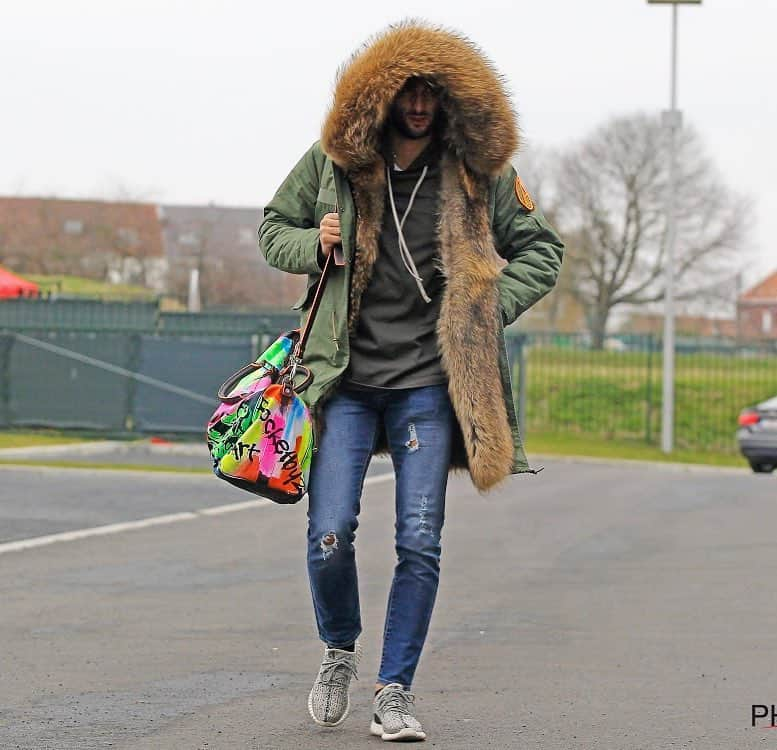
top-left (1, 0), bottom-right (774, 285)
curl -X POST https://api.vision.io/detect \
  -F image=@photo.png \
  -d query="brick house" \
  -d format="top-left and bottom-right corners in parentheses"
top-left (0, 196), bottom-right (167, 292)
top-left (0, 197), bottom-right (306, 308)
top-left (623, 270), bottom-right (777, 341)
top-left (623, 313), bottom-right (739, 338)
top-left (738, 270), bottom-right (777, 339)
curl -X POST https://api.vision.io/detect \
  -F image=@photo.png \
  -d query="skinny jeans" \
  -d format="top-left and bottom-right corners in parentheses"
top-left (306, 382), bottom-right (454, 688)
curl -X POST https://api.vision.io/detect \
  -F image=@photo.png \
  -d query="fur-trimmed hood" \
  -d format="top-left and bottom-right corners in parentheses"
top-left (321, 22), bottom-right (518, 179)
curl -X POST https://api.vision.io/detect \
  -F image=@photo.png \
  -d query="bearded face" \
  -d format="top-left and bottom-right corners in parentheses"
top-left (389, 77), bottom-right (441, 140)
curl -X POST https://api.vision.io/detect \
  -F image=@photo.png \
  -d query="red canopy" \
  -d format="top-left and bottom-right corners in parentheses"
top-left (0, 266), bottom-right (39, 299)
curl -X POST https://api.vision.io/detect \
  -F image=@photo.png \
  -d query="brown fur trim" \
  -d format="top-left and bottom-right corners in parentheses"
top-left (321, 21), bottom-right (518, 178)
top-left (436, 155), bottom-right (515, 490)
top-left (347, 164), bottom-right (385, 333)
top-left (323, 20), bottom-right (518, 490)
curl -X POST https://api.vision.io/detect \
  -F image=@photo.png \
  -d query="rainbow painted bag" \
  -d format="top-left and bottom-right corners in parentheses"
top-left (206, 251), bottom-right (338, 503)
top-left (206, 330), bottom-right (314, 503)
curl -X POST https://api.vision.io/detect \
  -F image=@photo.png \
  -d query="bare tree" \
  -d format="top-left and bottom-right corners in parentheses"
top-left (555, 113), bottom-right (750, 348)
top-left (164, 206), bottom-right (301, 311)
top-left (93, 176), bottom-right (162, 204)
top-left (163, 207), bottom-right (227, 310)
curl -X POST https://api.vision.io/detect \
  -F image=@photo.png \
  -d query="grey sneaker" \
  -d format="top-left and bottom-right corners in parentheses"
top-left (307, 642), bottom-right (361, 727)
top-left (370, 683), bottom-right (426, 741)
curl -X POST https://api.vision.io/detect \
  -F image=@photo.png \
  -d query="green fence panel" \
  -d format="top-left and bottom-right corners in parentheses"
top-left (158, 311), bottom-right (299, 336)
top-left (7, 331), bottom-right (137, 430)
top-left (0, 298), bottom-right (305, 336)
top-left (0, 333), bottom-right (12, 427)
top-left (132, 335), bottom-right (251, 433)
top-left (0, 299), bottom-right (159, 332)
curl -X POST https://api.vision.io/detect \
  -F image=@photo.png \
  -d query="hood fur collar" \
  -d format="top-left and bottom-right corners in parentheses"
top-left (321, 22), bottom-right (519, 179)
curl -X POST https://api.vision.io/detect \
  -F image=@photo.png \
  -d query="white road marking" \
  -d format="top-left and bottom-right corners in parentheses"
top-left (0, 472), bottom-right (395, 555)
top-left (198, 499), bottom-right (272, 516)
top-left (0, 512), bottom-right (199, 554)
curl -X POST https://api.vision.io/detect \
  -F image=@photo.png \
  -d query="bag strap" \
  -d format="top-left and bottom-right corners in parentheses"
top-left (294, 234), bottom-right (342, 361)
top-left (279, 247), bottom-right (337, 398)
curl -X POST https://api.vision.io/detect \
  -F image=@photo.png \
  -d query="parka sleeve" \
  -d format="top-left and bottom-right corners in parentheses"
top-left (491, 164), bottom-right (564, 326)
top-left (258, 142), bottom-right (325, 275)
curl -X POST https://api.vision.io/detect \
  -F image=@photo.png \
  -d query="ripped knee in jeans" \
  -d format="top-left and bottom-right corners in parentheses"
top-left (320, 531), bottom-right (339, 560)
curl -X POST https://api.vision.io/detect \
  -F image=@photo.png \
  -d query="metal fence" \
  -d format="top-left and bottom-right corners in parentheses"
top-left (1, 324), bottom-right (776, 454)
top-left (511, 333), bottom-right (777, 454)
top-left (0, 298), bottom-right (298, 335)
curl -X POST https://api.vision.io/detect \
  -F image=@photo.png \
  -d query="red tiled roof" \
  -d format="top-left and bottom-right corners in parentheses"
top-left (626, 313), bottom-right (739, 338)
top-left (741, 270), bottom-right (777, 302)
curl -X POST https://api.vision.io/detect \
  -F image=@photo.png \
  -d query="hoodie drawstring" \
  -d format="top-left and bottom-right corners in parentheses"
top-left (386, 165), bottom-right (432, 304)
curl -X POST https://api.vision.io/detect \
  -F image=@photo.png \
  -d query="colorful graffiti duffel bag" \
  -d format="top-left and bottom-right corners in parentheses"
top-left (206, 251), bottom-right (337, 503)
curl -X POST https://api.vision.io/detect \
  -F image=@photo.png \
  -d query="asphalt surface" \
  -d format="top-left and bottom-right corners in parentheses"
top-left (1, 458), bottom-right (776, 749)
top-left (0, 452), bottom-right (391, 544)
top-left (0, 440), bottom-right (222, 471)
top-left (0, 439), bottom-right (397, 474)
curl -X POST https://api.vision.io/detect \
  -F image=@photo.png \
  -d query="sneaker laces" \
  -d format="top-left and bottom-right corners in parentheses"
top-left (376, 684), bottom-right (416, 715)
top-left (318, 652), bottom-right (359, 686)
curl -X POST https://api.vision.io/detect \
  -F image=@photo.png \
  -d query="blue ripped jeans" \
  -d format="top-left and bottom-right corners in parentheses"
top-left (306, 383), bottom-right (454, 689)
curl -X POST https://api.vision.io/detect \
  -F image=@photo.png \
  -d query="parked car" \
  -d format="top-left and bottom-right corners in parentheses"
top-left (737, 395), bottom-right (777, 473)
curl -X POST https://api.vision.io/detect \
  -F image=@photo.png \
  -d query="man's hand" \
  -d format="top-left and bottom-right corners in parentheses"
top-left (319, 212), bottom-right (341, 258)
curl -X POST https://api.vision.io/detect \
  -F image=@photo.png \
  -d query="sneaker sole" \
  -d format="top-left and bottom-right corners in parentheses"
top-left (370, 720), bottom-right (426, 741)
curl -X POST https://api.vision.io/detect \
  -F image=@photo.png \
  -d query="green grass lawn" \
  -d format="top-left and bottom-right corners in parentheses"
top-left (0, 430), bottom-right (90, 449)
top-left (525, 430), bottom-right (749, 469)
top-left (26, 274), bottom-right (158, 301)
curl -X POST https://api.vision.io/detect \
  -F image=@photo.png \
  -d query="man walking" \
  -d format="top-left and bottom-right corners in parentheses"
top-left (259, 22), bottom-right (563, 741)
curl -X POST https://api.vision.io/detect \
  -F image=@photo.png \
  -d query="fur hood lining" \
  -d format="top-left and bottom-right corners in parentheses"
top-left (321, 22), bottom-right (519, 178)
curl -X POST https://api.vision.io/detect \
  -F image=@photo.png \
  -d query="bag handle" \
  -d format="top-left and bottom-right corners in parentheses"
top-left (217, 362), bottom-right (276, 404)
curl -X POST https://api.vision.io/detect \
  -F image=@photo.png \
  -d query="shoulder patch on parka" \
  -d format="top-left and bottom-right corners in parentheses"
top-left (514, 175), bottom-right (535, 212)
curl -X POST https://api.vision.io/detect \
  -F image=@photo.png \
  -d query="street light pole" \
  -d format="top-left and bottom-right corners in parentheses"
top-left (647, 0), bottom-right (701, 453)
top-left (662, 2), bottom-right (679, 455)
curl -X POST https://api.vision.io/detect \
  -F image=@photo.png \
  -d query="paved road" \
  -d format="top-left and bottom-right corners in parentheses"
top-left (0, 440), bottom-right (232, 471)
top-left (0, 459), bottom-right (775, 749)
top-left (0, 456), bottom-right (392, 544)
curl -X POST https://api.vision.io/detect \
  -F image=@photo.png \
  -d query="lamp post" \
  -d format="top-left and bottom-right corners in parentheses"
top-left (647, 0), bottom-right (701, 453)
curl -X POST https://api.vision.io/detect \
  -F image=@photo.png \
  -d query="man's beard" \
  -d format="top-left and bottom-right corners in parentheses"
top-left (389, 103), bottom-right (436, 140)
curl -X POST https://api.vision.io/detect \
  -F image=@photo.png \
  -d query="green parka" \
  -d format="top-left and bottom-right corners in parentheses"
top-left (259, 23), bottom-right (564, 491)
